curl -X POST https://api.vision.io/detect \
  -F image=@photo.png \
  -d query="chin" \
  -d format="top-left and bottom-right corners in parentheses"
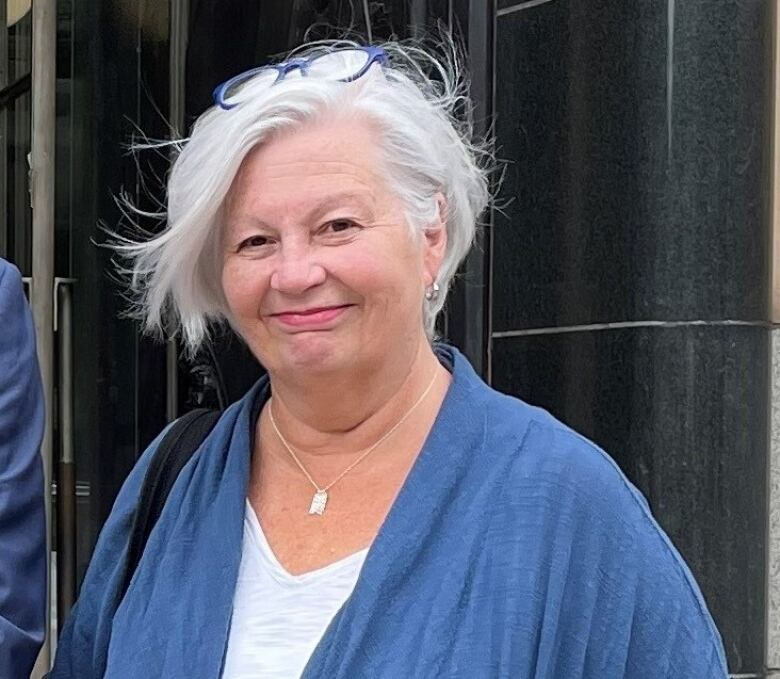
top-left (275, 332), bottom-right (355, 375)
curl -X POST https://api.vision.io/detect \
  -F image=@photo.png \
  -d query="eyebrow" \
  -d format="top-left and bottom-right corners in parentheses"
top-left (225, 191), bottom-right (377, 235)
top-left (303, 191), bottom-right (376, 222)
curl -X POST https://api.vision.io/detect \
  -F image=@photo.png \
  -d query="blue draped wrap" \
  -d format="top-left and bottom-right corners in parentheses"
top-left (51, 344), bottom-right (727, 678)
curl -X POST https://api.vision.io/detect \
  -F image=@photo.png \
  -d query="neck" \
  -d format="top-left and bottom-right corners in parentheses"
top-left (260, 336), bottom-right (446, 463)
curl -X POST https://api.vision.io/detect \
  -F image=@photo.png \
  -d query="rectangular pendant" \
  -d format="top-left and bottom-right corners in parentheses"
top-left (309, 490), bottom-right (328, 516)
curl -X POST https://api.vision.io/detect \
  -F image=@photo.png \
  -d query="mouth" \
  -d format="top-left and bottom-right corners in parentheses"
top-left (269, 304), bottom-right (354, 330)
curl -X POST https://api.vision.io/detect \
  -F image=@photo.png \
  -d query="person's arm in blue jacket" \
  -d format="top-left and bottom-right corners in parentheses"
top-left (0, 258), bottom-right (46, 677)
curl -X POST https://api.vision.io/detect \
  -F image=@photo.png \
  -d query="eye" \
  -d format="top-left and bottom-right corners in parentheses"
top-left (237, 234), bottom-right (271, 250)
top-left (321, 219), bottom-right (360, 235)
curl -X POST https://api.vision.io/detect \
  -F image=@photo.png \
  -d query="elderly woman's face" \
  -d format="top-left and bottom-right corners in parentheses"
top-left (221, 117), bottom-right (445, 376)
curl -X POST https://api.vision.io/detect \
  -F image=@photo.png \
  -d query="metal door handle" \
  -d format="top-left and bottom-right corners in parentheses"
top-left (55, 278), bottom-right (76, 620)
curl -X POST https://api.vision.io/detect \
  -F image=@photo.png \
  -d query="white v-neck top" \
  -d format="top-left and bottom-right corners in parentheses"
top-left (221, 501), bottom-right (369, 679)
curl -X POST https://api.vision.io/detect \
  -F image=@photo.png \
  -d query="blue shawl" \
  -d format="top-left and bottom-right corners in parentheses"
top-left (50, 344), bottom-right (727, 678)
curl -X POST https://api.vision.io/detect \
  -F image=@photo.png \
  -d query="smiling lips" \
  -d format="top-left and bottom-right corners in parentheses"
top-left (270, 305), bottom-right (352, 329)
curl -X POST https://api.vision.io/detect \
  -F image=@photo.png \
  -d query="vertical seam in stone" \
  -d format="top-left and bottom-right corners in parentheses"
top-left (667, 0), bottom-right (675, 164)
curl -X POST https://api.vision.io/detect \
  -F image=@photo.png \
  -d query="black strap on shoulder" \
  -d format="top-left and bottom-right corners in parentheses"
top-left (119, 408), bottom-right (221, 601)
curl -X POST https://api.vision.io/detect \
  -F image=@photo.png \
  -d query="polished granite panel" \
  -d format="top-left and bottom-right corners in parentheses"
top-left (492, 1), bottom-right (772, 331)
top-left (769, 330), bottom-right (780, 669)
top-left (491, 325), bottom-right (768, 673)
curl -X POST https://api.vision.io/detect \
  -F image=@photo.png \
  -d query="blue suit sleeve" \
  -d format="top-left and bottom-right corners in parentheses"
top-left (0, 259), bottom-right (46, 678)
top-left (48, 426), bottom-right (168, 679)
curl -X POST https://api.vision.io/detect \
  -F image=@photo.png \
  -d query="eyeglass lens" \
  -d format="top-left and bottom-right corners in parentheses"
top-left (220, 49), bottom-right (373, 107)
top-left (304, 49), bottom-right (372, 80)
top-left (222, 68), bottom-right (279, 104)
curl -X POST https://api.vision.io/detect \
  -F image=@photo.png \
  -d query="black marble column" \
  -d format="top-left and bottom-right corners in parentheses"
top-left (491, 0), bottom-right (772, 672)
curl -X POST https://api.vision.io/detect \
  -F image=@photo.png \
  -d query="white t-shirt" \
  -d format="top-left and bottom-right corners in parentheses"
top-left (221, 501), bottom-right (368, 679)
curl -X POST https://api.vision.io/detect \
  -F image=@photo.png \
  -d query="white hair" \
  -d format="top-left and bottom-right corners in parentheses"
top-left (114, 37), bottom-right (493, 356)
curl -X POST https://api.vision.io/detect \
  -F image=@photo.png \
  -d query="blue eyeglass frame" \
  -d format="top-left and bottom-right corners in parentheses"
top-left (212, 45), bottom-right (389, 111)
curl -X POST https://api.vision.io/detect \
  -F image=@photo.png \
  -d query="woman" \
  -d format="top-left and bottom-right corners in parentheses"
top-left (51, 41), bottom-right (727, 678)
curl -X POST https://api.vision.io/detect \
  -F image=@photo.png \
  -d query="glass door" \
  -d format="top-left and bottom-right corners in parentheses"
top-left (0, 1), bottom-right (32, 275)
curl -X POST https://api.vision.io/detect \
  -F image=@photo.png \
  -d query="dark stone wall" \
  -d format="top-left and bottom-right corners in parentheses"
top-left (491, 0), bottom-right (772, 671)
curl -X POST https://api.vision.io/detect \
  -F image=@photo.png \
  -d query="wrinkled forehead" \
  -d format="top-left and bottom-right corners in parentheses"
top-left (224, 118), bottom-right (399, 222)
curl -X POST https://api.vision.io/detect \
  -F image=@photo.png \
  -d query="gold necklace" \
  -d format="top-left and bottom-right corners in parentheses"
top-left (267, 368), bottom-right (440, 516)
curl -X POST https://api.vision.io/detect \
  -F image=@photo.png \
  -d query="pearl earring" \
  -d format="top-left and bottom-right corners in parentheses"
top-left (425, 281), bottom-right (440, 301)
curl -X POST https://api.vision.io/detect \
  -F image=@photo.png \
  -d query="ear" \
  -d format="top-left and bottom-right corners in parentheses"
top-left (423, 192), bottom-right (448, 287)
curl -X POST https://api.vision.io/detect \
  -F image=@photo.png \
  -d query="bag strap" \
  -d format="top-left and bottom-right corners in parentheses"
top-left (119, 408), bottom-right (221, 601)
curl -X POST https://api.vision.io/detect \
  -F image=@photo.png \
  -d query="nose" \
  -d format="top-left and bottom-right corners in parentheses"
top-left (269, 241), bottom-right (327, 294)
